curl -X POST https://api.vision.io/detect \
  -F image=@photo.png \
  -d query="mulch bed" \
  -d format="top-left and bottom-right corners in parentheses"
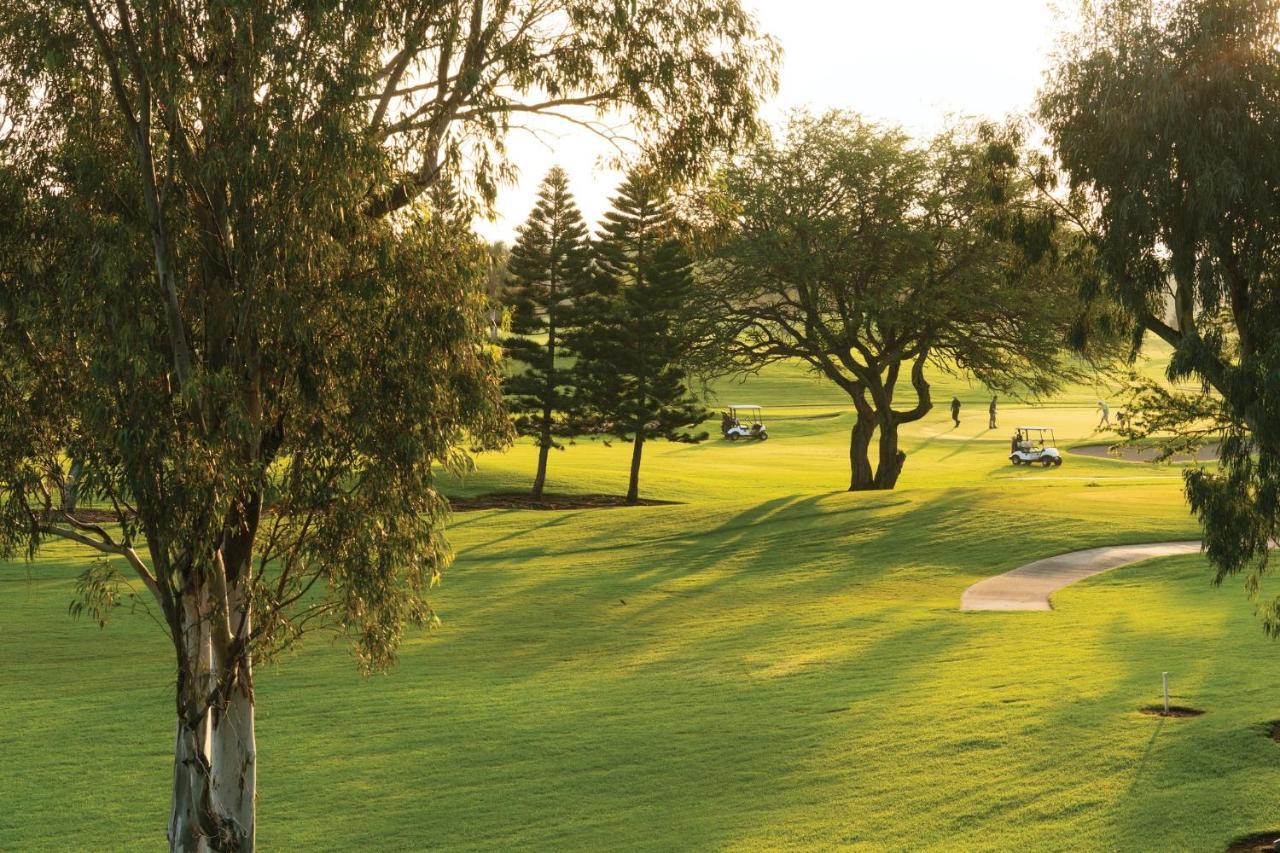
top-left (44, 493), bottom-right (677, 523)
top-left (1138, 705), bottom-right (1205, 718)
top-left (450, 492), bottom-right (679, 512)
top-left (1070, 442), bottom-right (1221, 464)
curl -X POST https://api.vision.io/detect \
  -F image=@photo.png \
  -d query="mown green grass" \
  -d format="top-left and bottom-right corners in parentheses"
top-left (3, 343), bottom-right (1274, 851)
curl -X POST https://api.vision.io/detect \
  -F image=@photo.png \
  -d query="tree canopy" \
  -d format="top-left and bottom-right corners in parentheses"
top-left (694, 111), bottom-right (1095, 490)
top-left (1040, 0), bottom-right (1280, 625)
top-left (0, 1), bottom-right (777, 848)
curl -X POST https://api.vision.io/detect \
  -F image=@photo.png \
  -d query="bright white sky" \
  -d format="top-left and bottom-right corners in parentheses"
top-left (474, 0), bottom-right (1077, 243)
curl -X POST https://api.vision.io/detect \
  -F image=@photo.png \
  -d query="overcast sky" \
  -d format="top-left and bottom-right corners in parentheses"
top-left (474, 0), bottom-right (1076, 243)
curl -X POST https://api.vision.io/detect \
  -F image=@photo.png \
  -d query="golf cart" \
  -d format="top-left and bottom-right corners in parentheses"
top-left (722, 405), bottom-right (768, 441)
top-left (1010, 426), bottom-right (1063, 467)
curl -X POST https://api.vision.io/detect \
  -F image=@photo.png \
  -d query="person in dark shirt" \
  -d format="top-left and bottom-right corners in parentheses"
top-left (988, 396), bottom-right (998, 430)
top-left (950, 396), bottom-right (961, 427)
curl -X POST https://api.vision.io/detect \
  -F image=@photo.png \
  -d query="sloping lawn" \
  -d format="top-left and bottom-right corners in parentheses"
top-left (4, 350), bottom-right (1271, 851)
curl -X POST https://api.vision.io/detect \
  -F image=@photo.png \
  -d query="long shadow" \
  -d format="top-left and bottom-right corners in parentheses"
top-left (1125, 716), bottom-right (1165, 798)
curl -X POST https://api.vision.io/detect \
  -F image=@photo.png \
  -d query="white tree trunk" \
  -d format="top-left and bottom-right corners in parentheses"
top-left (169, 585), bottom-right (214, 852)
top-left (168, 718), bottom-right (208, 852)
top-left (211, 581), bottom-right (255, 851)
top-left (167, 576), bottom-right (256, 852)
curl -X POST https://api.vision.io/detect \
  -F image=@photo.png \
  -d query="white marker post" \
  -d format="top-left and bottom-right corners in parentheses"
top-left (1162, 671), bottom-right (1170, 713)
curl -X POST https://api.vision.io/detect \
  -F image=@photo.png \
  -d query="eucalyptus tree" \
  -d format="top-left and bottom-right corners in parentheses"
top-left (503, 167), bottom-right (593, 498)
top-left (695, 112), bottom-right (1092, 490)
top-left (0, 1), bottom-right (777, 848)
top-left (571, 172), bottom-right (709, 504)
top-left (1040, 0), bottom-right (1280, 625)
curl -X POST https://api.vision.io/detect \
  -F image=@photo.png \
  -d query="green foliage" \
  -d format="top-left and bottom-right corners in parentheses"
top-left (1041, 0), bottom-right (1280, 628)
top-left (570, 171), bottom-right (709, 502)
top-left (501, 167), bottom-right (594, 495)
top-left (0, 0), bottom-right (779, 841)
top-left (0, 0), bottom-right (778, 663)
top-left (68, 557), bottom-right (127, 630)
top-left (694, 111), bottom-right (1094, 489)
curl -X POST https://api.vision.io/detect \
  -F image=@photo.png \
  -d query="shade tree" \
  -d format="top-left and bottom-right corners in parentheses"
top-left (694, 111), bottom-right (1097, 490)
top-left (1040, 0), bottom-right (1280, 626)
top-left (0, 1), bottom-right (778, 848)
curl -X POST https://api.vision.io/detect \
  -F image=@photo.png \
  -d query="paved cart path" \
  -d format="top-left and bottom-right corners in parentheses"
top-left (960, 541), bottom-right (1203, 612)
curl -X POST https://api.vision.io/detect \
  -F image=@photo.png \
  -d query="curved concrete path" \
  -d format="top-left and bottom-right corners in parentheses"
top-left (961, 541), bottom-right (1202, 611)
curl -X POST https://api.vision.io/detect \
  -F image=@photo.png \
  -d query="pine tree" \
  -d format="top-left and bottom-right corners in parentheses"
top-left (571, 172), bottom-right (709, 504)
top-left (502, 167), bottom-right (594, 498)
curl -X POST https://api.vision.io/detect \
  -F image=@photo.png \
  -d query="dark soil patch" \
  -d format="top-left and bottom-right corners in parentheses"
top-left (1260, 721), bottom-right (1280, 743)
top-left (51, 494), bottom-right (677, 521)
top-left (1139, 705), bottom-right (1205, 718)
top-left (449, 492), bottom-right (680, 512)
top-left (1071, 442), bottom-right (1221, 463)
top-left (1226, 831), bottom-right (1280, 852)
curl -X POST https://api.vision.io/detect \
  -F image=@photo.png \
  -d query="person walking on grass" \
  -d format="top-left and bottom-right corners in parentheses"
top-left (1097, 399), bottom-right (1111, 429)
top-left (988, 395), bottom-right (998, 430)
top-left (951, 396), bottom-right (961, 427)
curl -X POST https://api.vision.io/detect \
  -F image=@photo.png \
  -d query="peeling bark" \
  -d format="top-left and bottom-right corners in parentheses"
top-left (209, 669), bottom-right (255, 851)
top-left (167, 573), bottom-right (256, 852)
top-left (210, 577), bottom-right (255, 852)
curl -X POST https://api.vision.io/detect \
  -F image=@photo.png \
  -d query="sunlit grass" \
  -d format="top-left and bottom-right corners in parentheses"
top-left (3, 342), bottom-right (1270, 851)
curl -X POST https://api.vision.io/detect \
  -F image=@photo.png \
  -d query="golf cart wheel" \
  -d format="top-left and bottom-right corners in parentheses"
top-left (728, 433), bottom-right (739, 441)
top-left (1011, 457), bottom-right (1021, 465)
top-left (1041, 458), bottom-right (1054, 468)
top-left (758, 432), bottom-right (768, 441)
top-left (1053, 457), bottom-right (1063, 467)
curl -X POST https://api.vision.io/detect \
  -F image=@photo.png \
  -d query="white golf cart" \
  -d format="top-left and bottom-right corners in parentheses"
top-left (721, 404), bottom-right (768, 441)
top-left (1010, 426), bottom-right (1062, 467)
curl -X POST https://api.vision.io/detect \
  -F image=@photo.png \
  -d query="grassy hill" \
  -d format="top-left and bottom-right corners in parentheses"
top-left (3, 343), bottom-right (1276, 851)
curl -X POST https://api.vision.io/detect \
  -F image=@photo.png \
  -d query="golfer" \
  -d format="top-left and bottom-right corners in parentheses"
top-left (988, 396), bottom-right (998, 430)
top-left (951, 396), bottom-right (961, 427)
top-left (1097, 399), bottom-right (1111, 428)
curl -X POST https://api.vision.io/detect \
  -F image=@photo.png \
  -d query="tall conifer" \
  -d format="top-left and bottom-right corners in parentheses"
top-left (503, 167), bottom-right (593, 498)
top-left (571, 172), bottom-right (708, 504)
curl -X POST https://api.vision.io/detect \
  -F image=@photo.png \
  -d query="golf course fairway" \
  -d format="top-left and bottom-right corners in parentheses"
top-left (4, 344), bottom-right (1278, 851)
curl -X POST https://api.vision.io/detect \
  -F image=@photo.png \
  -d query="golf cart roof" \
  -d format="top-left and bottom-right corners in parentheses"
top-left (1016, 426), bottom-right (1054, 431)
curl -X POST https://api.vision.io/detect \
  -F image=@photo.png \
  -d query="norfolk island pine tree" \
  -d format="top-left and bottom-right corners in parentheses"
top-left (502, 167), bottom-right (594, 499)
top-left (570, 172), bottom-right (709, 505)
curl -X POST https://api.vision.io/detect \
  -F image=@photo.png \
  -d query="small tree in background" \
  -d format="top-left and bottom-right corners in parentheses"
top-left (485, 242), bottom-right (510, 342)
top-left (572, 172), bottom-right (709, 505)
top-left (503, 167), bottom-right (594, 498)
